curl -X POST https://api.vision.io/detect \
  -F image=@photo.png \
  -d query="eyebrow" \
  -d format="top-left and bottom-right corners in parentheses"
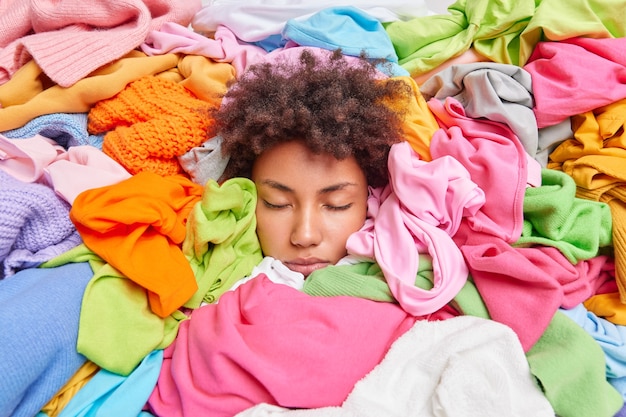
top-left (259, 179), bottom-right (358, 195)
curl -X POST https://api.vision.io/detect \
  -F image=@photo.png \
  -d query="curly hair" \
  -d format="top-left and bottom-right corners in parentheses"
top-left (215, 48), bottom-right (412, 188)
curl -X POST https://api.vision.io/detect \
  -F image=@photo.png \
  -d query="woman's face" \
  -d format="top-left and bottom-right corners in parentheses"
top-left (252, 140), bottom-right (369, 277)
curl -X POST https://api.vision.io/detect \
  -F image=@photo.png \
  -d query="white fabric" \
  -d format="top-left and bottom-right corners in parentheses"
top-left (193, 1), bottom-right (432, 42)
top-left (236, 316), bottom-right (555, 417)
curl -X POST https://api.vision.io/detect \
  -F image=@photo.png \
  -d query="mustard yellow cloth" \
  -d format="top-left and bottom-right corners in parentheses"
top-left (548, 98), bottom-right (626, 302)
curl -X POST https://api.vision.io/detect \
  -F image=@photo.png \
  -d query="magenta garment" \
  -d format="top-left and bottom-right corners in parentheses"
top-left (428, 96), bottom-right (527, 244)
top-left (146, 274), bottom-right (416, 417)
top-left (524, 36), bottom-right (626, 128)
top-left (347, 141), bottom-right (484, 316)
top-left (455, 225), bottom-right (615, 352)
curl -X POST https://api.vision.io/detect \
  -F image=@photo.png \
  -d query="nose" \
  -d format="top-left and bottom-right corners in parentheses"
top-left (290, 207), bottom-right (322, 248)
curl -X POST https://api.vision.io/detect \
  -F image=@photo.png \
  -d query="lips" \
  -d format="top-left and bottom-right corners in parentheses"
top-left (283, 258), bottom-right (330, 277)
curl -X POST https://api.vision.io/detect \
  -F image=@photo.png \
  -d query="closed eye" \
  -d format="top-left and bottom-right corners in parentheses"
top-left (263, 200), bottom-right (289, 209)
top-left (325, 203), bottom-right (353, 211)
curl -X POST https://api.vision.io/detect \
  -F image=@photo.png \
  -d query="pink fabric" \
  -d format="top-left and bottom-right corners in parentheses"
top-left (347, 141), bottom-right (484, 316)
top-left (524, 36), bottom-right (626, 128)
top-left (147, 274), bottom-right (415, 417)
top-left (0, 134), bottom-right (131, 204)
top-left (455, 224), bottom-right (615, 351)
top-left (0, 0), bottom-right (201, 87)
top-left (141, 22), bottom-right (267, 76)
top-left (428, 96), bottom-right (527, 243)
top-left (0, 134), bottom-right (63, 182)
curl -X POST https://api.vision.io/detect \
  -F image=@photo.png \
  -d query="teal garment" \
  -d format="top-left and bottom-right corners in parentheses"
top-left (183, 177), bottom-right (263, 307)
top-left (49, 350), bottom-right (162, 417)
top-left (384, 0), bottom-right (626, 77)
top-left (514, 168), bottom-right (613, 263)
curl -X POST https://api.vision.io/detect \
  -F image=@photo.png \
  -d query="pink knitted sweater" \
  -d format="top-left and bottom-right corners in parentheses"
top-left (0, 0), bottom-right (202, 88)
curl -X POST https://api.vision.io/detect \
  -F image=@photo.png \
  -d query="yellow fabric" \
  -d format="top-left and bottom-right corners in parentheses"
top-left (584, 292), bottom-right (626, 326)
top-left (176, 54), bottom-right (235, 108)
top-left (40, 361), bottom-right (100, 417)
top-left (0, 51), bottom-right (179, 131)
top-left (548, 99), bottom-right (626, 302)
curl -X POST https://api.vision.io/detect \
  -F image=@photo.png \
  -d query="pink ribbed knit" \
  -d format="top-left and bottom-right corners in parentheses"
top-left (0, 0), bottom-right (202, 88)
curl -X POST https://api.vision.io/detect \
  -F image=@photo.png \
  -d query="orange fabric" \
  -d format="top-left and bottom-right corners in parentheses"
top-left (70, 172), bottom-right (204, 318)
top-left (88, 75), bottom-right (216, 176)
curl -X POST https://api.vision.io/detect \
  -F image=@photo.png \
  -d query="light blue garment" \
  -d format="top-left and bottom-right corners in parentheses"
top-left (282, 6), bottom-right (409, 77)
top-left (0, 262), bottom-right (93, 417)
top-left (560, 304), bottom-right (626, 397)
top-left (44, 350), bottom-right (163, 417)
top-left (2, 112), bottom-right (104, 150)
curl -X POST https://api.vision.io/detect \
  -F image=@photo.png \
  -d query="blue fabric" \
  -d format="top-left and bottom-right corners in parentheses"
top-left (1, 112), bottom-right (104, 150)
top-left (282, 6), bottom-right (409, 77)
top-left (252, 33), bottom-right (287, 51)
top-left (0, 262), bottom-right (93, 417)
top-left (560, 304), bottom-right (626, 399)
top-left (54, 349), bottom-right (163, 417)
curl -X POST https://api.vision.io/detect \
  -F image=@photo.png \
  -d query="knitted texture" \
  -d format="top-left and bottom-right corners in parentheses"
top-left (0, 0), bottom-right (202, 87)
top-left (0, 170), bottom-right (79, 278)
top-left (88, 75), bottom-right (215, 176)
top-left (2, 112), bottom-right (104, 149)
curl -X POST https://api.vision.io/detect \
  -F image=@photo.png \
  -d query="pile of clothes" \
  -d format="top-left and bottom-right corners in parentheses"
top-left (2, 1), bottom-right (626, 416)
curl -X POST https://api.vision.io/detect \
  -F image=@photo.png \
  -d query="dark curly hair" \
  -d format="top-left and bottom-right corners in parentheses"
top-left (215, 48), bottom-right (412, 188)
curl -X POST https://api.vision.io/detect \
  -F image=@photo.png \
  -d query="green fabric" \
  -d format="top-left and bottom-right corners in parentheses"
top-left (384, 0), bottom-right (626, 77)
top-left (446, 275), bottom-right (491, 319)
top-left (303, 254), bottom-right (491, 320)
top-left (514, 168), bottom-right (613, 263)
top-left (183, 177), bottom-right (263, 307)
top-left (76, 263), bottom-right (185, 375)
top-left (304, 254), bottom-right (436, 302)
top-left (41, 242), bottom-right (106, 272)
top-left (43, 243), bottom-right (184, 376)
top-left (384, 0), bottom-right (534, 75)
top-left (520, 0), bottom-right (626, 64)
top-left (526, 311), bottom-right (623, 417)
top-left (304, 261), bottom-right (395, 302)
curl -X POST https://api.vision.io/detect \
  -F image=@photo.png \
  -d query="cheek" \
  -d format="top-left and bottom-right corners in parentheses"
top-left (326, 209), bottom-right (368, 258)
top-left (255, 210), bottom-right (281, 257)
